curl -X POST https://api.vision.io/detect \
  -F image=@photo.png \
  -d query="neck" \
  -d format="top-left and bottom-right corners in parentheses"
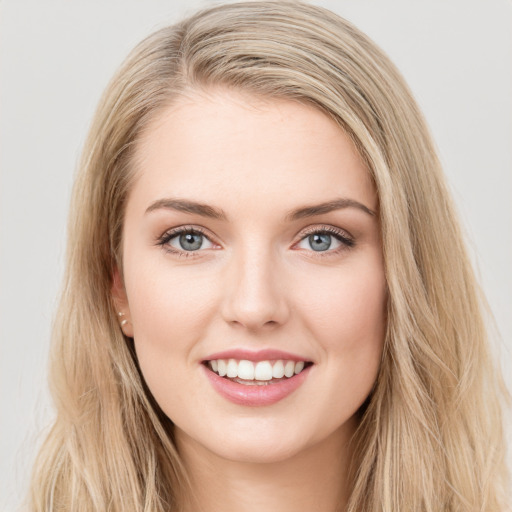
top-left (175, 420), bottom-right (356, 512)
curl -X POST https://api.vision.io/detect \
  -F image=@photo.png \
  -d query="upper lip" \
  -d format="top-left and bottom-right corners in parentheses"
top-left (203, 348), bottom-right (312, 363)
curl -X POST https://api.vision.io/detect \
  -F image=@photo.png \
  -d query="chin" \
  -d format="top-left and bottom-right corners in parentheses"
top-left (212, 436), bottom-right (307, 465)
top-left (175, 417), bottom-right (313, 465)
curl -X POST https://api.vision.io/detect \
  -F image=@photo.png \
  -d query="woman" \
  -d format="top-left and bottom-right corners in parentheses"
top-left (29, 1), bottom-right (510, 510)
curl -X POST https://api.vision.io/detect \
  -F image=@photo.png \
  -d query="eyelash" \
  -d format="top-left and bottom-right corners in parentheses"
top-left (156, 225), bottom-right (355, 259)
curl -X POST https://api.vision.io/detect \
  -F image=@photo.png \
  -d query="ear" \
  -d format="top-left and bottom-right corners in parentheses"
top-left (111, 266), bottom-right (134, 338)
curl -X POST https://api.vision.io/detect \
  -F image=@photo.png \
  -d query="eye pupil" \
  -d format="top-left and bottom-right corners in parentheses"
top-left (309, 233), bottom-right (331, 251)
top-left (180, 232), bottom-right (203, 251)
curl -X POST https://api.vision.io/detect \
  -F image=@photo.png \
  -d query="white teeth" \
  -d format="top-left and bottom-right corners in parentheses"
top-left (226, 359), bottom-right (238, 378)
top-left (284, 360), bottom-right (295, 378)
top-left (207, 358), bottom-right (308, 381)
top-left (217, 359), bottom-right (227, 377)
top-left (254, 361), bottom-right (273, 381)
top-left (272, 360), bottom-right (285, 379)
top-left (237, 360), bottom-right (255, 380)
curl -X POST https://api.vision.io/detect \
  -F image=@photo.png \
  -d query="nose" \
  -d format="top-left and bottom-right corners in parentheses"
top-left (220, 244), bottom-right (290, 332)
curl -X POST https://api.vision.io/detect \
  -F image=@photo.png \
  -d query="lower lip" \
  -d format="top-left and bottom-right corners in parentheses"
top-left (202, 364), bottom-right (312, 406)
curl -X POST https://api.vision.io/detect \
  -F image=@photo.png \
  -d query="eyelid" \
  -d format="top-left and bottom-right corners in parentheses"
top-left (297, 224), bottom-right (354, 241)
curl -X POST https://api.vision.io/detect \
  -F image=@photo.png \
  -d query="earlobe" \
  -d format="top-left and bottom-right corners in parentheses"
top-left (111, 266), bottom-right (134, 337)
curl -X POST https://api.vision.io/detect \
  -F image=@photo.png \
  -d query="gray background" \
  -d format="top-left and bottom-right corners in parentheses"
top-left (1, 1), bottom-right (511, 510)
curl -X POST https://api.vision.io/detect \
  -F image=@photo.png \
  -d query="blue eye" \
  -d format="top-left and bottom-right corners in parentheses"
top-left (173, 232), bottom-right (204, 251)
top-left (296, 228), bottom-right (354, 253)
top-left (307, 233), bottom-right (333, 251)
top-left (161, 228), bottom-right (215, 252)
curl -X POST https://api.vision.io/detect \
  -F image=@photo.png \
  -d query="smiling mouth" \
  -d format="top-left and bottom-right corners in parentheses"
top-left (203, 358), bottom-right (313, 386)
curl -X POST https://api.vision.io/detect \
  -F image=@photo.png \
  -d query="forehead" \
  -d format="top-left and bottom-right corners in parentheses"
top-left (129, 89), bottom-right (376, 217)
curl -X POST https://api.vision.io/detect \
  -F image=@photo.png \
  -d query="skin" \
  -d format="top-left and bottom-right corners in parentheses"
top-left (113, 88), bottom-right (387, 512)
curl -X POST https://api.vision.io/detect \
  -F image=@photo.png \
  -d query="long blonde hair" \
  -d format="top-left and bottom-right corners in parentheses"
top-left (29, 1), bottom-right (510, 510)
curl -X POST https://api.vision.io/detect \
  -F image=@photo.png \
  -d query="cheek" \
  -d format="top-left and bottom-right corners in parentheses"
top-left (123, 264), bottom-right (219, 402)
top-left (124, 265), bottom-right (217, 410)
top-left (303, 261), bottom-right (386, 416)
top-left (299, 257), bottom-right (387, 349)
top-left (297, 254), bottom-right (386, 407)
top-left (126, 264), bottom-right (216, 339)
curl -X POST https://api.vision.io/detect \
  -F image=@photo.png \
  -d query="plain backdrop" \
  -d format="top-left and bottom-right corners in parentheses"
top-left (1, 1), bottom-right (511, 510)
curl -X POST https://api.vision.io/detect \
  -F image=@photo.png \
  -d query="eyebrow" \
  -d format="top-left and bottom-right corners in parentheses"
top-left (145, 197), bottom-right (376, 220)
top-left (285, 198), bottom-right (376, 221)
top-left (146, 198), bottom-right (228, 219)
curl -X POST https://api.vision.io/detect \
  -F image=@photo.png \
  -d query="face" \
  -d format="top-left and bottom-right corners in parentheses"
top-left (115, 89), bottom-right (386, 464)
